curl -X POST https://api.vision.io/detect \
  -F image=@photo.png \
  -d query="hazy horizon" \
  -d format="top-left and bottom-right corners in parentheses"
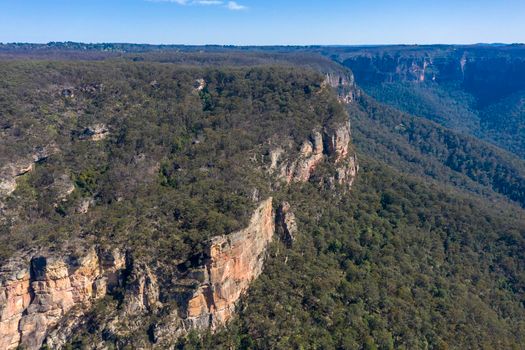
top-left (2, 42), bottom-right (524, 48)
top-left (1, 0), bottom-right (524, 45)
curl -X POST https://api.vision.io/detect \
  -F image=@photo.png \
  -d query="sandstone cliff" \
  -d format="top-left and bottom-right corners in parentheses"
top-left (0, 247), bottom-right (125, 350)
top-left (1, 120), bottom-right (358, 348)
top-left (270, 121), bottom-right (358, 190)
top-left (0, 199), bottom-right (275, 349)
top-left (184, 198), bottom-right (274, 330)
top-left (1, 143), bottom-right (357, 349)
top-left (340, 46), bottom-right (525, 105)
top-left (324, 72), bottom-right (359, 104)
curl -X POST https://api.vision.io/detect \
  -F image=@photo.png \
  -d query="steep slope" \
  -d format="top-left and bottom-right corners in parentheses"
top-left (349, 93), bottom-right (525, 208)
top-left (332, 45), bottom-right (525, 158)
top-left (0, 61), bottom-right (357, 348)
top-left (178, 76), bottom-right (525, 350)
top-left (1, 198), bottom-right (275, 350)
top-left (1, 47), bottom-right (525, 350)
top-left (196, 157), bottom-right (525, 349)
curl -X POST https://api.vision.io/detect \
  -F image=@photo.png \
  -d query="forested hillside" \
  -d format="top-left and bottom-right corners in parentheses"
top-left (0, 61), bottom-right (346, 264)
top-left (0, 47), bottom-right (524, 349)
top-left (175, 57), bottom-right (525, 350)
top-left (194, 158), bottom-right (525, 349)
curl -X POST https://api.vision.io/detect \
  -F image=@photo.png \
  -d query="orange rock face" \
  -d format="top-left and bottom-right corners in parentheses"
top-left (0, 247), bottom-right (125, 350)
top-left (1, 199), bottom-right (277, 348)
top-left (325, 123), bottom-right (351, 162)
top-left (0, 269), bottom-right (31, 350)
top-left (186, 198), bottom-right (274, 330)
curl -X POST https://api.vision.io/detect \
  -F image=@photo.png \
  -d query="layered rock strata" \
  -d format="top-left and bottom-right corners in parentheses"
top-left (324, 72), bottom-right (359, 104)
top-left (1, 122), bottom-right (358, 348)
top-left (184, 198), bottom-right (274, 330)
top-left (0, 247), bottom-right (125, 350)
top-left (0, 199), bottom-right (275, 349)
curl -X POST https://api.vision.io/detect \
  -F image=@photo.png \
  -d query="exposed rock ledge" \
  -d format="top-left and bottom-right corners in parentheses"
top-left (1, 124), bottom-right (358, 349)
top-left (0, 144), bottom-right (59, 199)
top-left (0, 247), bottom-right (125, 350)
top-left (324, 72), bottom-right (359, 104)
top-left (0, 198), bottom-right (275, 349)
top-left (270, 121), bottom-right (358, 189)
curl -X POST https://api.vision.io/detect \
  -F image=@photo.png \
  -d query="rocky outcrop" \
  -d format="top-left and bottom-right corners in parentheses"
top-left (0, 160), bottom-right (34, 197)
top-left (121, 257), bottom-right (161, 315)
top-left (323, 123), bottom-right (352, 162)
top-left (270, 122), bottom-right (358, 189)
top-left (332, 154), bottom-right (358, 189)
top-left (194, 78), bottom-right (206, 92)
top-left (0, 144), bottom-right (59, 199)
top-left (1, 199), bottom-right (276, 349)
top-left (79, 124), bottom-right (109, 141)
top-left (0, 247), bottom-right (125, 350)
top-left (276, 130), bottom-right (325, 183)
top-left (184, 198), bottom-right (274, 330)
top-left (43, 252), bottom-right (163, 349)
top-left (324, 72), bottom-right (358, 104)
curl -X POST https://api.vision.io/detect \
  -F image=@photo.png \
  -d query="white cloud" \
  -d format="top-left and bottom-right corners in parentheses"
top-left (195, 0), bottom-right (223, 4)
top-left (226, 1), bottom-right (247, 10)
top-left (146, 0), bottom-right (246, 11)
top-left (146, 0), bottom-right (190, 3)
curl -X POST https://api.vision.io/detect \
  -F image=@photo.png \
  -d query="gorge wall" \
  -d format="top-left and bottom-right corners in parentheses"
top-left (338, 45), bottom-right (525, 105)
top-left (184, 198), bottom-right (274, 330)
top-left (0, 247), bottom-right (125, 350)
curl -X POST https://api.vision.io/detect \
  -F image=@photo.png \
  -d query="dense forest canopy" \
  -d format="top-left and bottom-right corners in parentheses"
top-left (1, 46), bottom-right (525, 349)
top-left (0, 61), bottom-right (346, 264)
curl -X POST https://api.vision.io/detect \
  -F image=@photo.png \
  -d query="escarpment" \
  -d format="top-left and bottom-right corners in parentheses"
top-left (0, 125), bottom-right (357, 349)
top-left (184, 198), bottom-right (274, 330)
top-left (2, 181), bottom-right (359, 348)
top-left (339, 46), bottom-right (525, 104)
top-left (0, 64), bottom-right (359, 348)
top-left (324, 72), bottom-right (359, 104)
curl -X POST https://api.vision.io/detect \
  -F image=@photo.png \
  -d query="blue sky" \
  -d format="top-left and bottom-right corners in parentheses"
top-left (0, 0), bottom-right (524, 45)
